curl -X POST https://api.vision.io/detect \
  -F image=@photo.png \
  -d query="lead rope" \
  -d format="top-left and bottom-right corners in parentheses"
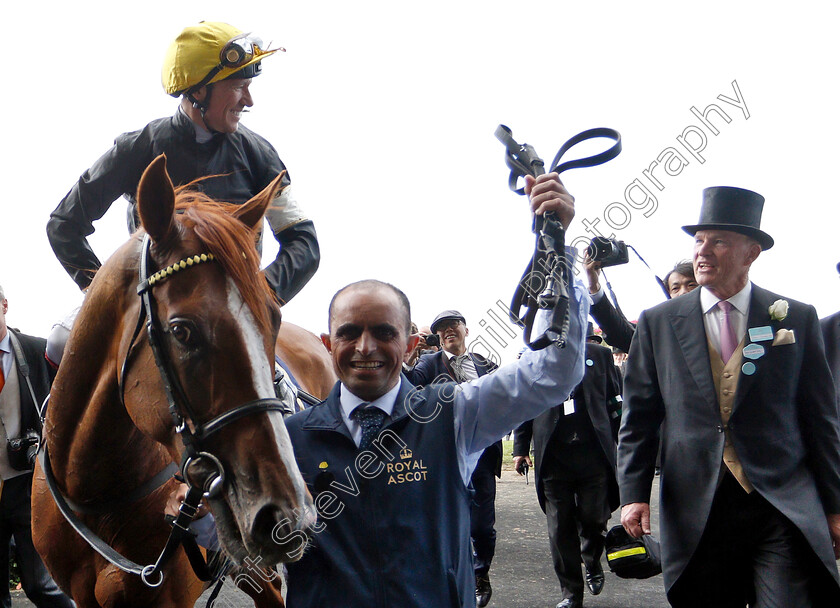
top-left (495, 125), bottom-right (622, 349)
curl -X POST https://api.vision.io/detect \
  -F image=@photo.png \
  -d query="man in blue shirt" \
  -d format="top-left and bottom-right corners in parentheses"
top-left (283, 173), bottom-right (588, 607)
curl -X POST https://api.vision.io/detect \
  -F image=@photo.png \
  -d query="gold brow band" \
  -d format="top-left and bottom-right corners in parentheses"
top-left (147, 253), bottom-right (216, 287)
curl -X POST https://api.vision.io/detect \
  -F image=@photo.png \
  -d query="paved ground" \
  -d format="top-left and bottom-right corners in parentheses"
top-left (13, 471), bottom-right (668, 607)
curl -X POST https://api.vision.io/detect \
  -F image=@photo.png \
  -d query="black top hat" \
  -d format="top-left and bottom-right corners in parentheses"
top-left (682, 186), bottom-right (773, 250)
top-left (430, 310), bottom-right (466, 334)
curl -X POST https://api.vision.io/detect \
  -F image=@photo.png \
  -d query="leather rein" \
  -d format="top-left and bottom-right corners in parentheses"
top-left (495, 125), bottom-right (622, 350)
top-left (42, 234), bottom-right (290, 587)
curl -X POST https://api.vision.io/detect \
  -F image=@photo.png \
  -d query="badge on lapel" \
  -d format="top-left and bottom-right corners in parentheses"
top-left (748, 326), bottom-right (773, 342)
top-left (742, 343), bottom-right (765, 360)
top-left (772, 328), bottom-right (795, 346)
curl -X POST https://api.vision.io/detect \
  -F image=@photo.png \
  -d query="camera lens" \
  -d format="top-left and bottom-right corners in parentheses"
top-left (587, 236), bottom-right (614, 262)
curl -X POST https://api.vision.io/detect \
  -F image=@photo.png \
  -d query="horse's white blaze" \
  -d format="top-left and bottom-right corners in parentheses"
top-left (226, 280), bottom-right (312, 519)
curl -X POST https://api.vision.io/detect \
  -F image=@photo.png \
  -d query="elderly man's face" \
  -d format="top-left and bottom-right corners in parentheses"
top-left (693, 230), bottom-right (761, 299)
top-left (322, 287), bottom-right (417, 402)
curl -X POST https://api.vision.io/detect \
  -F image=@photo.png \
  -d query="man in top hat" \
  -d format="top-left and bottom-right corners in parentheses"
top-left (405, 310), bottom-right (502, 607)
top-left (821, 262), bottom-right (840, 398)
top-left (617, 186), bottom-right (840, 606)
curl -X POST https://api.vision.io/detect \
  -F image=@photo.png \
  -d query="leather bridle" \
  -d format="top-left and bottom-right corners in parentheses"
top-left (43, 233), bottom-right (292, 587)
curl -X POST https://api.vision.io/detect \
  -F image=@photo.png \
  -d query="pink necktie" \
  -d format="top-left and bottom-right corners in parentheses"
top-left (718, 300), bottom-right (737, 363)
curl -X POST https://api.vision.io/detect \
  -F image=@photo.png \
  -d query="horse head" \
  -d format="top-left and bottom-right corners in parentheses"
top-left (122, 154), bottom-right (315, 565)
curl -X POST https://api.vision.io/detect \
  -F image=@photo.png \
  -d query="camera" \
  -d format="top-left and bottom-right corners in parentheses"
top-left (587, 236), bottom-right (629, 268)
top-left (7, 429), bottom-right (40, 471)
top-left (423, 334), bottom-right (441, 348)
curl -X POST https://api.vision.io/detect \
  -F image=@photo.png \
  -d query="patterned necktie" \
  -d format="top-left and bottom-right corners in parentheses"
top-left (350, 404), bottom-right (386, 450)
top-left (717, 300), bottom-right (737, 363)
top-left (449, 356), bottom-right (467, 383)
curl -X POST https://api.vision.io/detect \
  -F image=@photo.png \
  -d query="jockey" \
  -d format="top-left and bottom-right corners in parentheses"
top-left (47, 21), bottom-right (319, 306)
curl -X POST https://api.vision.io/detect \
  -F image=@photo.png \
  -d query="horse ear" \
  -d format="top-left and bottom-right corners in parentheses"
top-left (233, 171), bottom-right (286, 231)
top-left (137, 154), bottom-right (176, 242)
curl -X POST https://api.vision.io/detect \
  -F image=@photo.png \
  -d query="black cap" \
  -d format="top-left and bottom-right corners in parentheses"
top-left (430, 310), bottom-right (466, 334)
top-left (682, 186), bottom-right (773, 250)
top-left (586, 322), bottom-right (603, 343)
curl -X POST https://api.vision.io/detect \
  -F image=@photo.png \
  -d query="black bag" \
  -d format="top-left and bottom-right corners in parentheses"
top-left (604, 524), bottom-right (662, 579)
top-left (7, 429), bottom-right (40, 471)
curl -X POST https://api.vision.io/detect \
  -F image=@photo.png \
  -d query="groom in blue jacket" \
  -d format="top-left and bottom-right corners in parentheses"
top-left (283, 173), bottom-right (587, 607)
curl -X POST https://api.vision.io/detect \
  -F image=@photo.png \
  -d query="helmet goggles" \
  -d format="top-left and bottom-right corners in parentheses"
top-left (220, 34), bottom-right (266, 69)
top-left (190, 34), bottom-right (282, 93)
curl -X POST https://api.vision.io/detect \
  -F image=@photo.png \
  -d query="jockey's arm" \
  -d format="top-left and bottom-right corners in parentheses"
top-left (47, 141), bottom-right (145, 291)
top-left (262, 184), bottom-right (320, 305)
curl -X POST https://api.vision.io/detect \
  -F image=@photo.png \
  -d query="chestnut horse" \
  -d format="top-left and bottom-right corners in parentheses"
top-left (275, 322), bottom-right (336, 401)
top-left (32, 156), bottom-right (319, 607)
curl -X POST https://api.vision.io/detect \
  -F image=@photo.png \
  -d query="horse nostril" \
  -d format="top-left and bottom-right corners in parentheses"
top-left (252, 505), bottom-right (299, 547)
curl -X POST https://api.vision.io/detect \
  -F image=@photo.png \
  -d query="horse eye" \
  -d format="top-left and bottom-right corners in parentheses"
top-left (169, 320), bottom-right (195, 345)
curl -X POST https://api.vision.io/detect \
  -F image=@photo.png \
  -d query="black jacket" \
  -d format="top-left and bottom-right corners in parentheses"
top-left (513, 342), bottom-right (623, 511)
top-left (47, 109), bottom-right (319, 304)
top-left (590, 293), bottom-right (636, 354)
top-left (7, 328), bottom-right (54, 448)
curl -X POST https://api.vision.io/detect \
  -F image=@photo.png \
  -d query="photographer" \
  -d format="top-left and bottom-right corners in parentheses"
top-left (584, 252), bottom-right (697, 352)
top-left (0, 285), bottom-right (73, 608)
top-left (404, 324), bottom-right (439, 368)
top-left (404, 311), bottom-right (501, 607)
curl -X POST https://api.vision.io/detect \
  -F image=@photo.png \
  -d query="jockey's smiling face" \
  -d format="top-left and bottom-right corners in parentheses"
top-left (322, 285), bottom-right (418, 402)
top-left (194, 78), bottom-right (254, 134)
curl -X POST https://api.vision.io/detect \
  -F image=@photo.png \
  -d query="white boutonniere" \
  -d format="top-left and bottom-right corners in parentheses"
top-left (768, 299), bottom-right (789, 322)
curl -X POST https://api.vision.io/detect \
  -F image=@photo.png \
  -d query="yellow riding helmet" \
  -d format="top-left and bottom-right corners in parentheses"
top-left (162, 22), bottom-right (278, 97)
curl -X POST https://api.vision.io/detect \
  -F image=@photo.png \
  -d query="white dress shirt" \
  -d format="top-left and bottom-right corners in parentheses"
top-left (0, 332), bottom-right (11, 381)
top-left (700, 282), bottom-right (752, 356)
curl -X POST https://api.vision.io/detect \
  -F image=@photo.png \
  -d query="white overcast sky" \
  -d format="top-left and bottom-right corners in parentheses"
top-left (3, 1), bottom-right (838, 364)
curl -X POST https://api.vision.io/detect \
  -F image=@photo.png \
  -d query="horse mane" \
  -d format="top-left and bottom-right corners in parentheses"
top-left (168, 186), bottom-right (278, 334)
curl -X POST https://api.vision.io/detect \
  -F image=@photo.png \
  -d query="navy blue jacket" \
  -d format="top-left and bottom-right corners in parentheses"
top-left (405, 350), bottom-right (503, 477)
top-left (285, 378), bottom-right (475, 607)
